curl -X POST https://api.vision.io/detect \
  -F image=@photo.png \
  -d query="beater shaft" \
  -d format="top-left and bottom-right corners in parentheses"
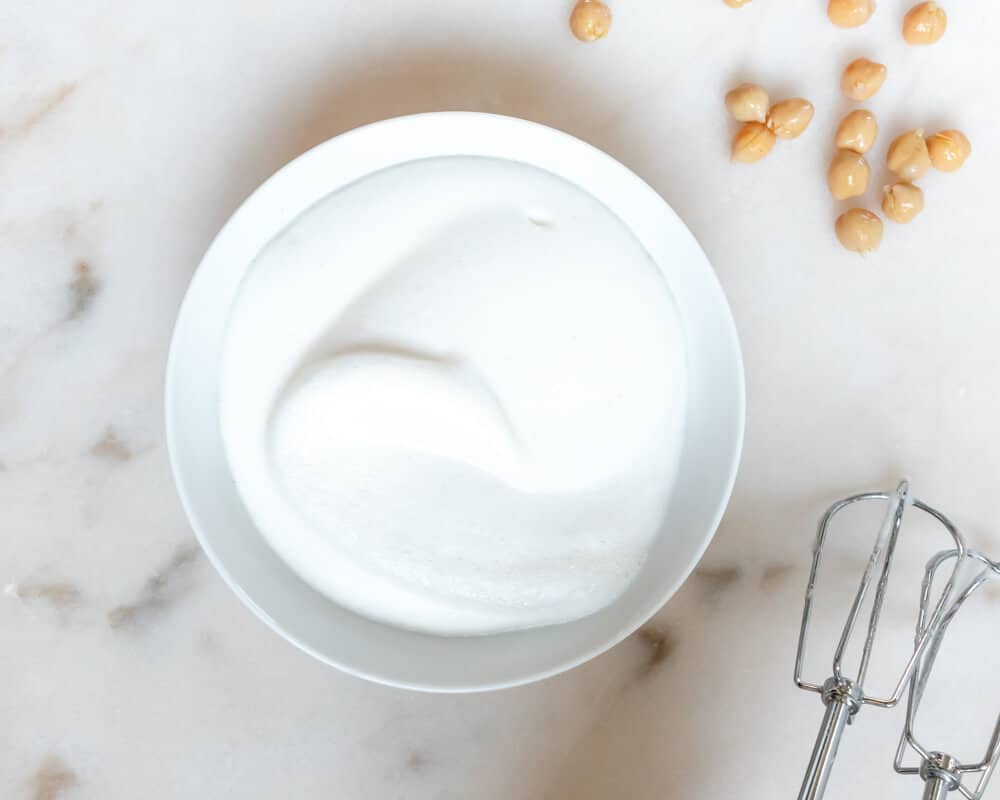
top-left (923, 779), bottom-right (951, 800)
top-left (797, 680), bottom-right (859, 800)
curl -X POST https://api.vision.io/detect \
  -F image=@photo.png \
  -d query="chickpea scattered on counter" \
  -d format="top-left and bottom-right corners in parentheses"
top-left (835, 110), bottom-right (878, 154)
top-left (725, 84), bottom-right (770, 123)
top-left (835, 208), bottom-right (883, 253)
top-left (926, 129), bottom-right (971, 172)
top-left (828, 0), bottom-right (876, 28)
top-left (732, 121), bottom-right (777, 162)
top-left (882, 183), bottom-right (924, 223)
top-left (841, 58), bottom-right (887, 101)
top-left (570, 0), bottom-right (612, 42)
top-left (767, 98), bottom-right (815, 139)
top-left (887, 129), bottom-right (931, 180)
top-left (828, 150), bottom-right (871, 200)
top-left (723, 0), bottom-right (753, 7)
top-left (903, 2), bottom-right (947, 44)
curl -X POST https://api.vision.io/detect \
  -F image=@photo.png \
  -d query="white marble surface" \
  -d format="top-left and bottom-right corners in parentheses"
top-left (3, 1), bottom-right (1000, 798)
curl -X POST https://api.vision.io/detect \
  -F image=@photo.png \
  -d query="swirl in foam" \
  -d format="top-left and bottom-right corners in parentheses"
top-left (220, 156), bottom-right (687, 635)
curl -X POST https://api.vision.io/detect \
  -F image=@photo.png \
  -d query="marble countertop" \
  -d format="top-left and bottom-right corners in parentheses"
top-left (3, 1), bottom-right (999, 798)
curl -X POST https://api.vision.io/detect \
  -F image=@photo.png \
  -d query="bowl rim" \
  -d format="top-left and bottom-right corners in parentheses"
top-left (165, 111), bottom-right (745, 692)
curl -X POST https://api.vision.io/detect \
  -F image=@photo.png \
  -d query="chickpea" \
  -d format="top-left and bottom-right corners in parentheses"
top-left (841, 58), bottom-right (887, 101)
top-left (903, 2), bottom-right (947, 44)
top-left (887, 129), bottom-right (931, 180)
top-left (835, 208), bottom-right (883, 254)
top-left (732, 122), bottom-right (776, 162)
top-left (724, 0), bottom-right (752, 6)
top-left (835, 110), bottom-right (878, 154)
top-left (828, 0), bottom-right (876, 28)
top-left (725, 84), bottom-right (770, 123)
top-left (926, 129), bottom-right (971, 172)
top-left (570, 0), bottom-right (612, 42)
top-left (828, 150), bottom-right (871, 200)
top-left (766, 98), bottom-right (815, 139)
top-left (882, 183), bottom-right (924, 223)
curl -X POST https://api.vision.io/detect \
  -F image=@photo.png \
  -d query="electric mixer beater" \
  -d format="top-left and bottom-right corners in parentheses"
top-left (893, 549), bottom-right (1000, 799)
top-left (793, 480), bottom-right (968, 800)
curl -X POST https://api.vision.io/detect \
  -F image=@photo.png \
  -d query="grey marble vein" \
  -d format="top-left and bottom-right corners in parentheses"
top-left (67, 261), bottom-right (99, 320)
top-left (633, 624), bottom-right (677, 678)
top-left (107, 542), bottom-right (201, 630)
top-left (88, 429), bottom-right (131, 461)
top-left (693, 564), bottom-right (743, 596)
top-left (15, 581), bottom-right (83, 610)
top-left (30, 755), bottom-right (78, 800)
top-left (405, 751), bottom-right (430, 775)
top-left (760, 562), bottom-right (795, 591)
top-left (1, 82), bottom-right (78, 141)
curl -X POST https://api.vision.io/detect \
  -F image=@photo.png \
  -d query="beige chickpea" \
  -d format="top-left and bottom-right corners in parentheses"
top-left (570, 0), bottom-right (612, 42)
top-left (903, 2), bottom-right (947, 44)
top-left (732, 122), bottom-right (776, 162)
top-left (841, 58), bottom-right (887, 101)
top-left (882, 183), bottom-right (924, 223)
top-left (835, 110), bottom-right (878, 154)
top-left (926, 129), bottom-right (971, 172)
top-left (767, 98), bottom-right (815, 139)
top-left (723, 0), bottom-right (752, 7)
top-left (828, 150), bottom-right (871, 200)
top-left (835, 208), bottom-right (883, 253)
top-left (828, 0), bottom-right (876, 28)
top-left (725, 84), bottom-right (769, 123)
top-left (887, 129), bottom-right (931, 180)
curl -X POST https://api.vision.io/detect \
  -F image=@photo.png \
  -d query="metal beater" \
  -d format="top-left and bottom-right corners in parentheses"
top-left (894, 549), bottom-right (1000, 799)
top-left (793, 480), bottom-right (967, 800)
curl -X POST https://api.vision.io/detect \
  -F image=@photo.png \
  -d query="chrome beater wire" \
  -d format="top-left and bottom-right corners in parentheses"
top-left (894, 549), bottom-right (1000, 800)
top-left (794, 480), bottom-right (967, 800)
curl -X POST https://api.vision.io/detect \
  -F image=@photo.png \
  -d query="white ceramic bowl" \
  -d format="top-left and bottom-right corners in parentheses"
top-left (165, 112), bottom-right (744, 692)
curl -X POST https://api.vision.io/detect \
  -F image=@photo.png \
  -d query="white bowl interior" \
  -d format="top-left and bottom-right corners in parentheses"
top-left (165, 112), bottom-right (744, 691)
